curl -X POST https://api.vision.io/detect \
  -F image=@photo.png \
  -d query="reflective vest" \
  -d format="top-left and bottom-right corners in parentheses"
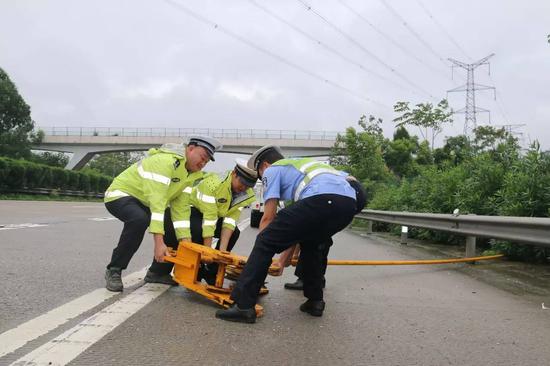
top-left (273, 158), bottom-right (342, 202)
top-left (104, 146), bottom-right (204, 236)
top-left (181, 171), bottom-right (255, 238)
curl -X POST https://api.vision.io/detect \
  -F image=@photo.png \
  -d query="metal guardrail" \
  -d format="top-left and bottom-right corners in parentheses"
top-left (37, 126), bottom-right (340, 141)
top-left (1, 188), bottom-right (104, 199)
top-left (356, 209), bottom-right (550, 256)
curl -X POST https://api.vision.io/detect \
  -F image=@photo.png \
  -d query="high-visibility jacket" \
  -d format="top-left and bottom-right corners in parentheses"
top-left (104, 145), bottom-right (204, 236)
top-left (273, 158), bottom-right (343, 202)
top-left (181, 171), bottom-right (255, 238)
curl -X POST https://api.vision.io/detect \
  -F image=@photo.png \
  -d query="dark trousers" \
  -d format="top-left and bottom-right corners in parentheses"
top-left (231, 194), bottom-right (356, 309)
top-left (148, 207), bottom-right (241, 275)
top-left (105, 196), bottom-right (151, 270)
top-left (294, 239), bottom-right (331, 286)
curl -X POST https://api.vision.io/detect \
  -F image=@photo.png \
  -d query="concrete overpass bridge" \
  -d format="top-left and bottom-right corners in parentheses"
top-left (33, 126), bottom-right (340, 170)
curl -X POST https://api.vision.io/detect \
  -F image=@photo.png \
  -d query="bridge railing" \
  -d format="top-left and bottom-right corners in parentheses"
top-left (38, 126), bottom-right (340, 141)
top-left (356, 209), bottom-right (550, 258)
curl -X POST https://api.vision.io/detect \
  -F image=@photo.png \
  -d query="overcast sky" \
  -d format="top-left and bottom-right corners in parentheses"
top-left (1, 0), bottom-right (549, 167)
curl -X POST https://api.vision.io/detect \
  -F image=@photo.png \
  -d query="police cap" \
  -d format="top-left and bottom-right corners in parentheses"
top-left (187, 135), bottom-right (222, 161)
top-left (234, 158), bottom-right (258, 187)
top-left (247, 145), bottom-right (284, 172)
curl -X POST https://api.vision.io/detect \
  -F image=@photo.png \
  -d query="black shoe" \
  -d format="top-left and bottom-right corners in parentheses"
top-left (215, 305), bottom-right (256, 324)
top-left (300, 300), bottom-right (325, 317)
top-left (144, 270), bottom-right (178, 286)
top-left (284, 278), bottom-right (303, 290)
top-left (105, 268), bottom-right (123, 292)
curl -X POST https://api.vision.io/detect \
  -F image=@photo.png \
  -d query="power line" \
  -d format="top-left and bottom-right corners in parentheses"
top-left (247, 0), bottom-right (420, 97)
top-left (295, 0), bottom-right (437, 100)
top-left (379, 0), bottom-right (449, 70)
top-left (415, 0), bottom-right (471, 61)
top-left (161, 0), bottom-right (389, 108)
top-left (337, 0), bottom-right (449, 79)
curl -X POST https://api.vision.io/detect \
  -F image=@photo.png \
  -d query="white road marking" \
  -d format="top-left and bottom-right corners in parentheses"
top-left (238, 217), bottom-right (251, 231)
top-left (87, 217), bottom-right (117, 221)
top-left (10, 283), bottom-right (169, 366)
top-left (0, 267), bottom-right (147, 358)
top-left (4, 222), bottom-right (252, 363)
top-left (0, 223), bottom-right (48, 231)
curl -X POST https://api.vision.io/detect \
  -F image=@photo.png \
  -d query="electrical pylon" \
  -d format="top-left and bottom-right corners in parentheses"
top-left (447, 54), bottom-right (496, 135)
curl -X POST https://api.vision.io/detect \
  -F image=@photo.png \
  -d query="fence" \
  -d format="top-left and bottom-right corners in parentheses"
top-left (356, 209), bottom-right (550, 257)
top-left (38, 126), bottom-right (340, 141)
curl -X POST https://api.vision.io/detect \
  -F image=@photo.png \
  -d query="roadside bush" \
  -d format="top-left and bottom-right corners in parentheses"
top-left (0, 157), bottom-right (111, 193)
top-left (78, 173), bottom-right (91, 192)
top-left (66, 170), bottom-right (80, 190)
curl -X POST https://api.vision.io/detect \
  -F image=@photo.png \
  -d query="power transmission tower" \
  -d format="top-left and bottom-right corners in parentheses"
top-left (495, 123), bottom-right (527, 147)
top-left (447, 54), bottom-right (496, 135)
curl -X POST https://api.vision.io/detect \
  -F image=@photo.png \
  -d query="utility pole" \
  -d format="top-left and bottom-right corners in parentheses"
top-left (447, 54), bottom-right (496, 135)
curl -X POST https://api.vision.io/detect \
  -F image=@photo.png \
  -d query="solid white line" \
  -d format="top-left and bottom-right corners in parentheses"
top-left (10, 283), bottom-right (169, 366)
top-left (0, 267), bottom-right (147, 358)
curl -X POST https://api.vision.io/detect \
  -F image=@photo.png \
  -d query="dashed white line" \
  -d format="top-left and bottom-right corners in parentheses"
top-left (10, 283), bottom-right (169, 366)
top-left (0, 223), bottom-right (48, 231)
top-left (0, 267), bottom-right (148, 358)
top-left (87, 217), bottom-right (117, 221)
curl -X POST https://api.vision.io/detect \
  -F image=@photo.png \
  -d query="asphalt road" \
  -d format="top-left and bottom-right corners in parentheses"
top-left (1, 200), bottom-right (549, 366)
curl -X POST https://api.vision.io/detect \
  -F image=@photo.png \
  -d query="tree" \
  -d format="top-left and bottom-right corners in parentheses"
top-left (393, 99), bottom-right (453, 149)
top-left (0, 67), bottom-right (36, 158)
top-left (86, 152), bottom-right (144, 177)
top-left (330, 115), bottom-right (391, 203)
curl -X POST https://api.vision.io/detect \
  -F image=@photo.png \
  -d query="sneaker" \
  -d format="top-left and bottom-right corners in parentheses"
top-left (105, 268), bottom-right (123, 292)
top-left (215, 304), bottom-right (256, 324)
top-left (144, 270), bottom-right (178, 286)
top-left (300, 299), bottom-right (325, 317)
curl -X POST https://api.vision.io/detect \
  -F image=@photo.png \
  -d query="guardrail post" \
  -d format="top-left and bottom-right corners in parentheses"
top-left (400, 226), bottom-right (408, 245)
top-left (466, 236), bottom-right (476, 262)
top-left (367, 220), bottom-right (373, 234)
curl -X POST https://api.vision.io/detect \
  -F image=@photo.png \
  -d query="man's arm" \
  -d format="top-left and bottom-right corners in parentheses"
top-left (259, 198), bottom-right (278, 232)
top-left (218, 227), bottom-right (234, 252)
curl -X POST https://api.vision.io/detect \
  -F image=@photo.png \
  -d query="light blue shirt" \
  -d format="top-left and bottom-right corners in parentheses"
top-left (262, 165), bottom-right (356, 202)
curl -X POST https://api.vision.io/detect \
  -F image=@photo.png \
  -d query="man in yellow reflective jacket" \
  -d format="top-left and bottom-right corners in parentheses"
top-left (148, 159), bottom-right (258, 284)
top-left (103, 136), bottom-right (221, 292)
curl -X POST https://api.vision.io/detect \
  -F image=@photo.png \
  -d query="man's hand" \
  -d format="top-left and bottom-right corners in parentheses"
top-left (153, 233), bottom-right (171, 262)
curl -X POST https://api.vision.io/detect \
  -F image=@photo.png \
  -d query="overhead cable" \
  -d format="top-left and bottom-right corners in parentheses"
top-left (379, 0), bottom-right (449, 70)
top-left (248, 0), bottom-right (421, 97)
top-left (162, 0), bottom-right (389, 108)
top-left (295, 0), bottom-right (437, 100)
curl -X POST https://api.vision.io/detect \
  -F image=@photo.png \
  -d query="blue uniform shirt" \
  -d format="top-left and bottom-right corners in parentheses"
top-left (262, 165), bottom-right (356, 202)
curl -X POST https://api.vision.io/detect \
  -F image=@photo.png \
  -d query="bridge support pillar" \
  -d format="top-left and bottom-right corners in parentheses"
top-left (66, 149), bottom-right (97, 170)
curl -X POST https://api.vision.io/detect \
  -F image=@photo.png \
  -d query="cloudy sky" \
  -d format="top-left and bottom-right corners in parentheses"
top-left (1, 0), bottom-right (549, 164)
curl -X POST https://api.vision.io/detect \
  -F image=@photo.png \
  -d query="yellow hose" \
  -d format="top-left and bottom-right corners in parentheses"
top-left (291, 254), bottom-right (504, 266)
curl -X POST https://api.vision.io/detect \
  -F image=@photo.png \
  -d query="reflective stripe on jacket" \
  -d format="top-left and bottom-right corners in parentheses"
top-left (273, 158), bottom-right (342, 201)
top-left (104, 146), bottom-right (204, 235)
top-left (184, 171), bottom-right (255, 238)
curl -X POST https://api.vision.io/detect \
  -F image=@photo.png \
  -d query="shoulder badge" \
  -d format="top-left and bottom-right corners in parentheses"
top-left (217, 198), bottom-right (227, 203)
top-left (262, 176), bottom-right (268, 187)
top-left (173, 159), bottom-right (180, 169)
